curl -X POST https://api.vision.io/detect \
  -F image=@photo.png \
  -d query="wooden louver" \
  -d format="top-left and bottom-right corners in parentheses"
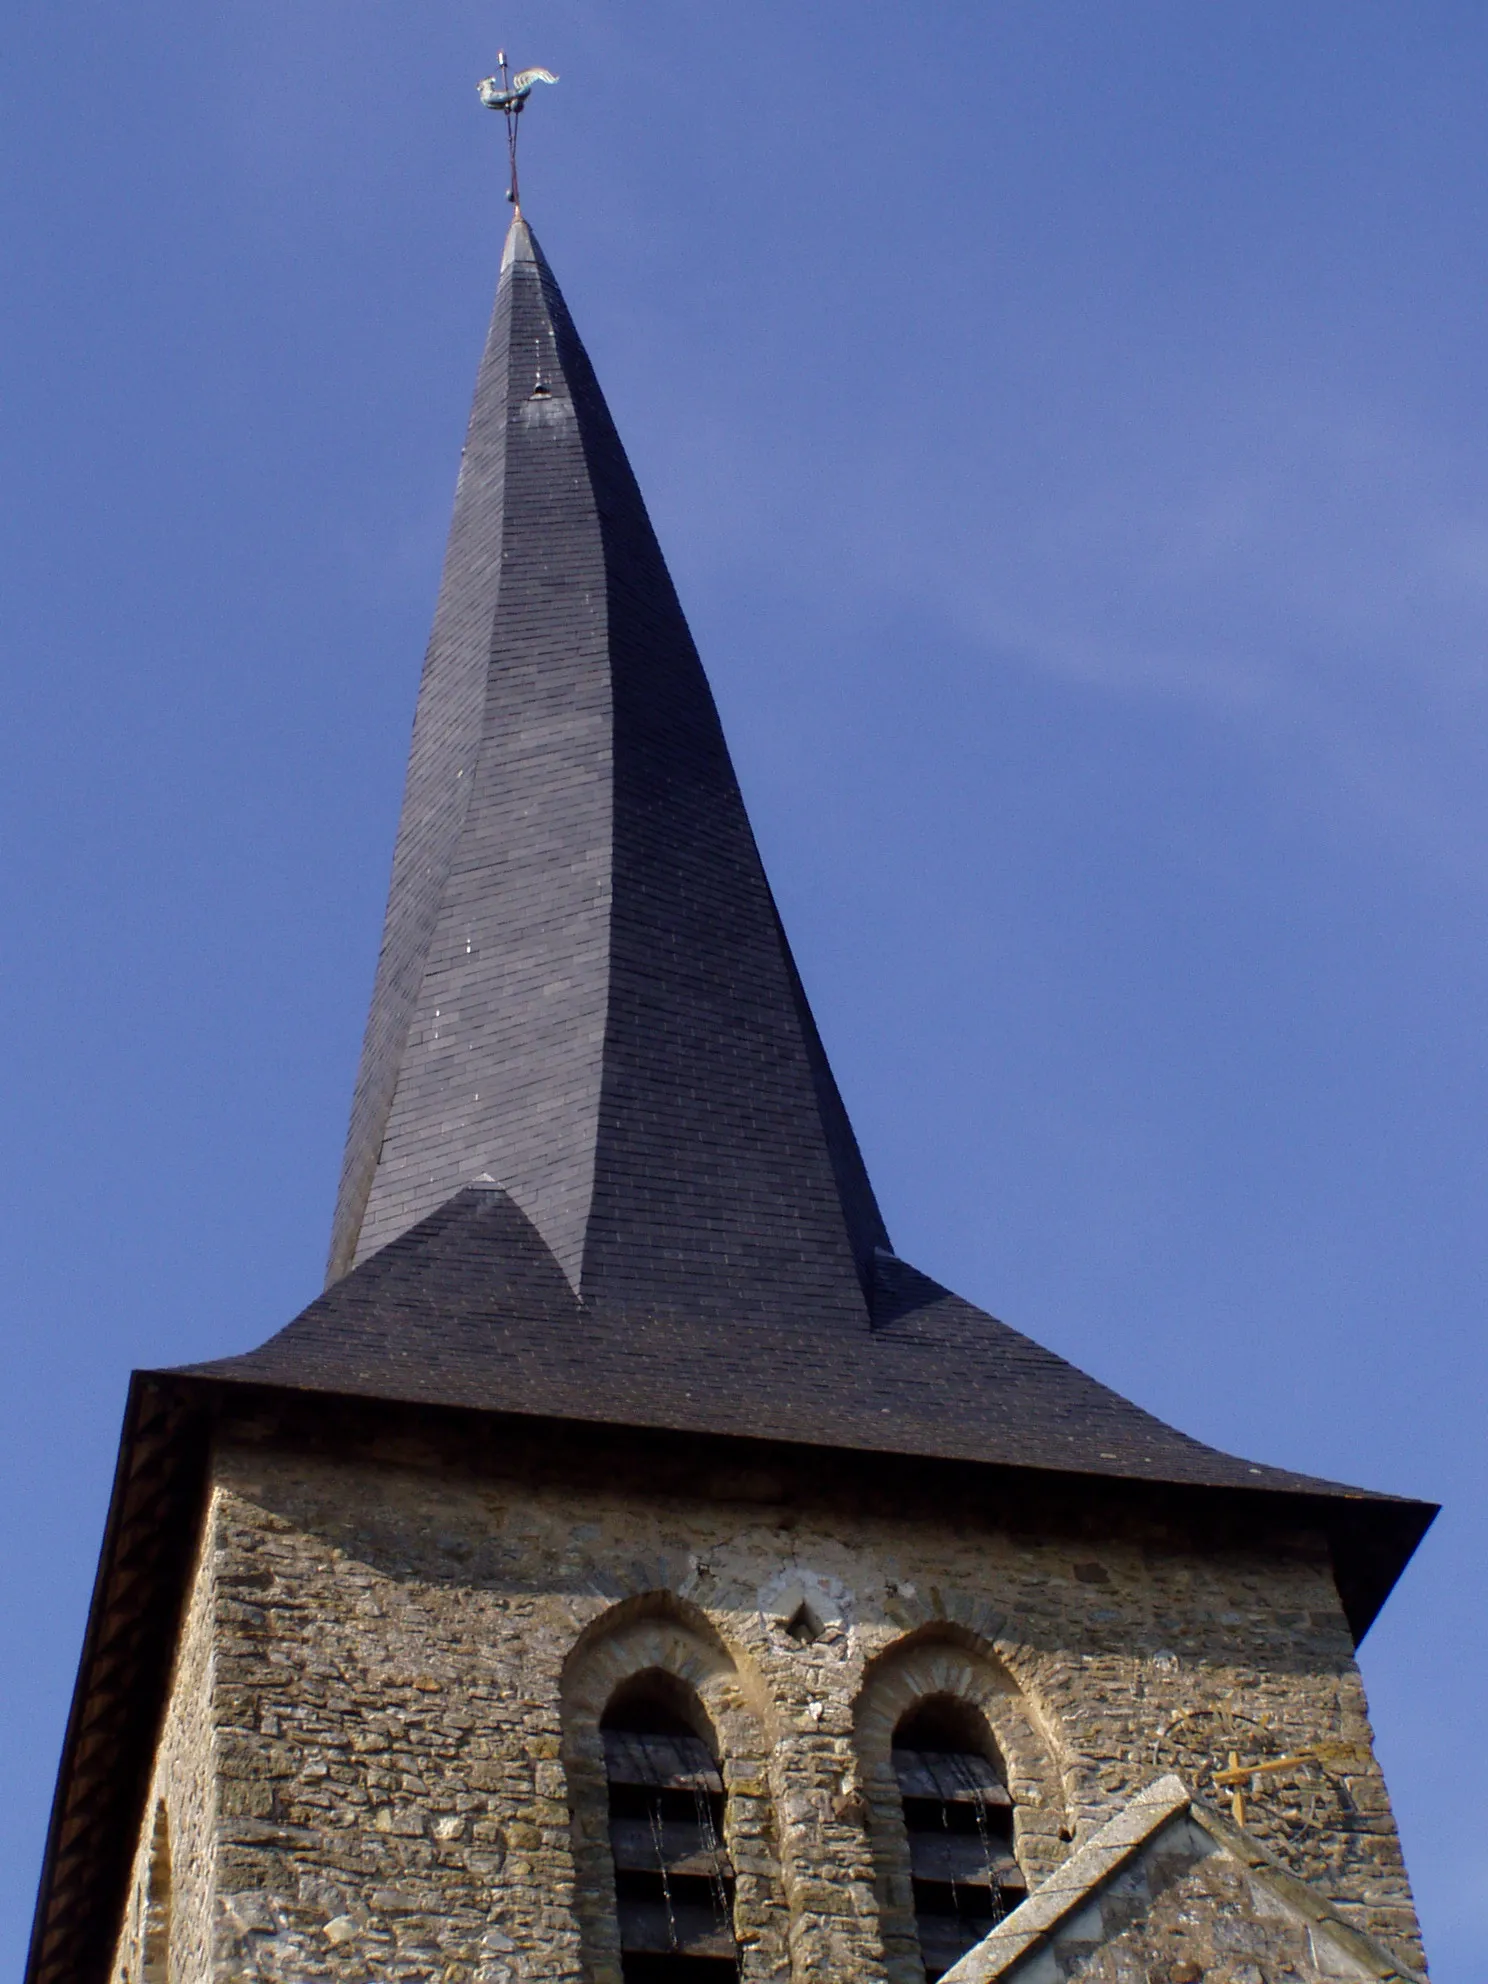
top-left (604, 1729), bottom-right (740, 1979)
top-left (893, 1746), bottom-right (1026, 1982)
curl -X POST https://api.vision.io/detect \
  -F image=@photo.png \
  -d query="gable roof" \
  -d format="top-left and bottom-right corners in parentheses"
top-left (944, 1773), bottom-right (1424, 1983)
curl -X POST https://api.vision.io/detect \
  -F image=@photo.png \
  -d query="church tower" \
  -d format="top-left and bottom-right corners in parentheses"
top-left (29, 197), bottom-right (1435, 1984)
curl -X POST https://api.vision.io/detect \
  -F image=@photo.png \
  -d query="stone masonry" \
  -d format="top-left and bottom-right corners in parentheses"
top-left (110, 1526), bottom-right (217, 1984)
top-left (945, 1775), bottom-right (1423, 1983)
top-left (108, 1415), bottom-right (1426, 1984)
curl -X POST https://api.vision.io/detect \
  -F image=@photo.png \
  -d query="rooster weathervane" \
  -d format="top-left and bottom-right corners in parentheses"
top-left (478, 51), bottom-right (559, 217)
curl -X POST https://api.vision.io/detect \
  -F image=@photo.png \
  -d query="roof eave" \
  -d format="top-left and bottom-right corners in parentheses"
top-left (25, 1374), bottom-right (212, 1984)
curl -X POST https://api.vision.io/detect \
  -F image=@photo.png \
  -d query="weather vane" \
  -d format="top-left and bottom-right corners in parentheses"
top-left (478, 51), bottom-right (559, 217)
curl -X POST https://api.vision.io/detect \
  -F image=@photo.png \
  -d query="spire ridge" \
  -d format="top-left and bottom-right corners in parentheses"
top-left (500, 214), bottom-right (536, 270)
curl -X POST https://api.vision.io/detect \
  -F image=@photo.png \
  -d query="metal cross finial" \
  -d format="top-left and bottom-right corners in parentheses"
top-left (1210, 1741), bottom-right (1363, 1828)
top-left (477, 49), bottom-right (558, 217)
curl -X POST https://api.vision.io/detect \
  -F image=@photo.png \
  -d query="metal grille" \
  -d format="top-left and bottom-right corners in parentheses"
top-left (894, 1746), bottom-right (1024, 1982)
top-left (603, 1726), bottom-right (740, 1984)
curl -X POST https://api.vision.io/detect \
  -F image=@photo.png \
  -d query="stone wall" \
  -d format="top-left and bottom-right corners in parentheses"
top-left (108, 1522), bottom-right (218, 1984)
top-left (119, 1415), bottom-right (1426, 1981)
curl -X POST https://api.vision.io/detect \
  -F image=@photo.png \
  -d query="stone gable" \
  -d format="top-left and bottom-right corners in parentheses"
top-left (942, 1774), bottom-right (1424, 1983)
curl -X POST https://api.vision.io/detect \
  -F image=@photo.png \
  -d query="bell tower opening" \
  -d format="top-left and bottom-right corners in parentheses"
top-left (601, 1674), bottom-right (740, 1984)
top-left (892, 1696), bottom-right (1026, 1982)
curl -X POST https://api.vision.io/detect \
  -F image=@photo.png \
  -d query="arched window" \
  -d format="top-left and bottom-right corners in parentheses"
top-left (141, 1804), bottom-right (172, 1984)
top-left (892, 1697), bottom-right (1026, 1982)
top-left (601, 1673), bottom-right (739, 1984)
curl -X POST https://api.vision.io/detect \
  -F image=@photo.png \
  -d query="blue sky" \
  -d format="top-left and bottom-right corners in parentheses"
top-left (3, 2), bottom-right (1484, 1974)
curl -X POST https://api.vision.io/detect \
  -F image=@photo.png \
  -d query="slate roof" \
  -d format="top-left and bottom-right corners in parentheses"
top-left (327, 217), bottom-right (886, 1318)
top-left (196, 1182), bottom-right (1376, 1500)
top-left (26, 209), bottom-right (1438, 1984)
top-left (202, 211), bottom-right (1429, 1523)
